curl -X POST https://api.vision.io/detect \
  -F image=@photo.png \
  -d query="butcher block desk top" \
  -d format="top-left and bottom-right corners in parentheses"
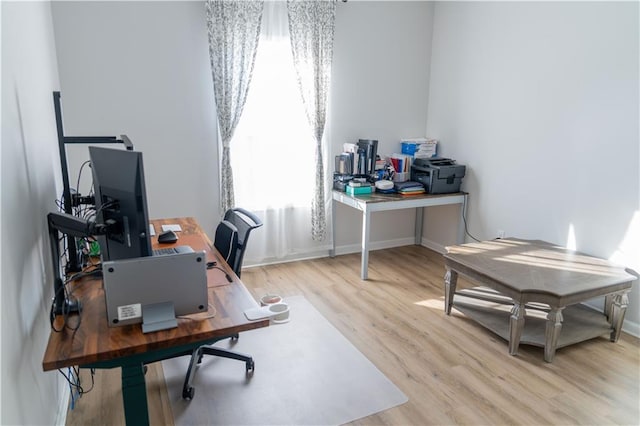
top-left (42, 217), bottom-right (269, 425)
top-left (43, 217), bottom-right (268, 371)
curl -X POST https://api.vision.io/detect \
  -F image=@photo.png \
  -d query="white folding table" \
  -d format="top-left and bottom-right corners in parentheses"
top-left (330, 190), bottom-right (467, 279)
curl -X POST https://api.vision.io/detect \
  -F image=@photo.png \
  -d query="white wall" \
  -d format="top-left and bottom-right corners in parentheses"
top-left (3, 3), bottom-right (637, 423)
top-left (1, 1), bottom-right (69, 424)
top-left (50, 1), bottom-right (438, 261)
top-left (427, 1), bottom-right (640, 332)
top-left (330, 0), bottom-right (435, 252)
top-left (51, 1), bottom-right (220, 237)
top-left (49, 1), bottom-right (638, 331)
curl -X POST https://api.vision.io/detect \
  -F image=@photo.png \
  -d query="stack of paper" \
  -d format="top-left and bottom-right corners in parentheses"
top-left (414, 139), bottom-right (438, 158)
top-left (394, 181), bottom-right (425, 196)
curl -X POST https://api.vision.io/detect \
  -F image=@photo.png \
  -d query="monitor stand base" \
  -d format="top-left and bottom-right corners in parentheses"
top-left (142, 302), bottom-right (177, 333)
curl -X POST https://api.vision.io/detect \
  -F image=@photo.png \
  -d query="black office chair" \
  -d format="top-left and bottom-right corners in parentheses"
top-left (222, 208), bottom-right (263, 276)
top-left (182, 208), bottom-right (263, 400)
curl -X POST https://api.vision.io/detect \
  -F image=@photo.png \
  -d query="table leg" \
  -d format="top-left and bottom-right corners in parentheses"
top-left (610, 291), bottom-right (629, 342)
top-left (604, 294), bottom-right (613, 321)
top-left (509, 303), bottom-right (525, 356)
top-left (457, 194), bottom-right (467, 244)
top-left (415, 207), bottom-right (424, 245)
top-left (444, 269), bottom-right (458, 315)
top-left (361, 209), bottom-right (371, 280)
top-left (121, 363), bottom-right (150, 426)
top-left (330, 197), bottom-right (336, 257)
top-left (544, 307), bottom-right (564, 362)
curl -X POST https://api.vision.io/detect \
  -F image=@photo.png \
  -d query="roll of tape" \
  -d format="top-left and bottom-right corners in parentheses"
top-left (260, 294), bottom-right (283, 306)
top-left (268, 302), bottom-right (290, 323)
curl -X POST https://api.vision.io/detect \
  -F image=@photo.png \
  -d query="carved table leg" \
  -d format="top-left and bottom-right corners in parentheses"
top-left (544, 307), bottom-right (564, 362)
top-left (509, 303), bottom-right (525, 356)
top-left (444, 269), bottom-right (458, 315)
top-left (610, 292), bottom-right (629, 342)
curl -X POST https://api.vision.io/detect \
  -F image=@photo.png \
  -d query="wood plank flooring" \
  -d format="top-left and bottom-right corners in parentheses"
top-left (66, 245), bottom-right (640, 425)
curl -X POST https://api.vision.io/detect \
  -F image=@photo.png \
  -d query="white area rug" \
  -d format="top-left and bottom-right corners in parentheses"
top-left (162, 296), bottom-right (408, 425)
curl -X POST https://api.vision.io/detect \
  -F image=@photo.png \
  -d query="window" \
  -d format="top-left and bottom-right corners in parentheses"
top-left (231, 2), bottom-right (315, 211)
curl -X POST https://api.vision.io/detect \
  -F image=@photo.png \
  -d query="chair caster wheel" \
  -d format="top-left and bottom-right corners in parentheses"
top-left (183, 386), bottom-right (195, 400)
top-left (246, 360), bottom-right (255, 373)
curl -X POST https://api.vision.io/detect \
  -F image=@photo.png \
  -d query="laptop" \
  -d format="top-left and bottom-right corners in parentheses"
top-left (102, 249), bottom-right (208, 331)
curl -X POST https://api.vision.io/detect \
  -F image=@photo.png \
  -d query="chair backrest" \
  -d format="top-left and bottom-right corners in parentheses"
top-left (214, 220), bottom-right (239, 269)
top-left (221, 208), bottom-right (263, 277)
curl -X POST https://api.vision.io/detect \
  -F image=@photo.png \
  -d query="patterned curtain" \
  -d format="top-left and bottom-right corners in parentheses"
top-left (287, 0), bottom-right (337, 241)
top-left (206, 0), bottom-right (264, 213)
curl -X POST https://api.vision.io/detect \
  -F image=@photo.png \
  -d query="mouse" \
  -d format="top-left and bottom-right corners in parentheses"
top-left (157, 230), bottom-right (178, 244)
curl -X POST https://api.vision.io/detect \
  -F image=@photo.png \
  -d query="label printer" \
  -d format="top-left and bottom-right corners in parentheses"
top-left (411, 158), bottom-right (466, 194)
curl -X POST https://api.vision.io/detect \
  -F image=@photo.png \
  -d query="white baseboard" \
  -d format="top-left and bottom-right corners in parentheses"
top-left (246, 238), bottom-right (415, 269)
top-left (330, 237), bottom-right (415, 257)
top-left (420, 238), bottom-right (447, 254)
top-left (55, 376), bottom-right (70, 426)
top-left (622, 319), bottom-right (639, 338)
top-left (246, 244), bottom-right (332, 268)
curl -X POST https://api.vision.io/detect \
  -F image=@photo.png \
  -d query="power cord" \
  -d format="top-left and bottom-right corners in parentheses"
top-left (461, 195), bottom-right (482, 243)
top-left (75, 161), bottom-right (91, 206)
top-left (50, 267), bottom-right (102, 332)
top-left (58, 366), bottom-right (95, 409)
top-left (177, 302), bottom-right (217, 320)
top-left (49, 284), bottom-right (81, 333)
top-left (207, 261), bottom-right (233, 282)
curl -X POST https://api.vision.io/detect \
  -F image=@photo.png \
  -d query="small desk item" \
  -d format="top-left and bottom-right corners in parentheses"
top-left (161, 224), bottom-right (183, 232)
top-left (443, 238), bottom-right (636, 362)
top-left (157, 229), bottom-right (178, 244)
top-left (330, 190), bottom-right (467, 279)
top-left (42, 217), bottom-right (269, 426)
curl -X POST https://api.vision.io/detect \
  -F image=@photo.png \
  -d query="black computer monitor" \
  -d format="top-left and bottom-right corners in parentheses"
top-left (89, 146), bottom-right (152, 261)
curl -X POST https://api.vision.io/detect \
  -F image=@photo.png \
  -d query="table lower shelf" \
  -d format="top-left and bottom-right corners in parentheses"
top-left (453, 287), bottom-right (613, 349)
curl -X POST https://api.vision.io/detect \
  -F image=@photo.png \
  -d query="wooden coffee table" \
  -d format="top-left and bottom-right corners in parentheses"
top-left (443, 238), bottom-right (636, 362)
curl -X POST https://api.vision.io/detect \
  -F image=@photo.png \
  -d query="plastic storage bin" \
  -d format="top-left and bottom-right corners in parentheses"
top-left (393, 172), bottom-right (409, 182)
top-left (401, 138), bottom-right (437, 158)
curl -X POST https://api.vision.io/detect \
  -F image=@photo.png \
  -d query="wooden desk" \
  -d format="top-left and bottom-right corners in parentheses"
top-left (42, 217), bottom-right (269, 425)
top-left (444, 238), bottom-right (636, 362)
top-left (331, 190), bottom-right (467, 279)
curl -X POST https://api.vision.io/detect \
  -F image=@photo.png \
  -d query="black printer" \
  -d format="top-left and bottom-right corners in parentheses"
top-left (411, 157), bottom-right (466, 194)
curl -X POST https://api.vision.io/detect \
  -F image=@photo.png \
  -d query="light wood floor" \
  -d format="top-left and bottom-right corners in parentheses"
top-left (66, 245), bottom-right (640, 425)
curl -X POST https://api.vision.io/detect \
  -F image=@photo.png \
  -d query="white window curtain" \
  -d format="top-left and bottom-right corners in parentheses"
top-left (206, 0), bottom-right (264, 213)
top-left (287, 0), bottom-right (337, 242)
top-left (231, 0), bottom-right (331, 263)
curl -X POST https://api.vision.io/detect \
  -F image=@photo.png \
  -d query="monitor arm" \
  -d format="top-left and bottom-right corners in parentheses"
top-left (53, 91), bottom-right (134, 273)
top-left (47, 212), bottom-right (111, 316)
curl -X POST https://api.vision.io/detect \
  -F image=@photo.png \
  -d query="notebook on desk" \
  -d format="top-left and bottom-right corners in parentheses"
top-left (102, 249), bottom-right (208, 331)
